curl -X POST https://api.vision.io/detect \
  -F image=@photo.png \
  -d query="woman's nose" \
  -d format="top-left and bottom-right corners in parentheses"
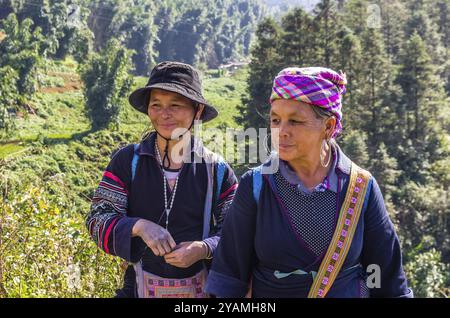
top-left (160, 107), bottom-right (172, 119)
top-left (278, 122), bottom-right (290, 137)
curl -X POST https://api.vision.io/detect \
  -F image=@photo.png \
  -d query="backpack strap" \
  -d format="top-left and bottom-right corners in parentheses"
top-left (131, 144), bottom-right (139, 181)
top-left (252, 165), bottom-right (263, 203)
top-left (215, 160), bottom-right (227, 200)
top-left (251, 152), bottom-right (279, 203)
top-left (202, 146), bottom-right (231, 240)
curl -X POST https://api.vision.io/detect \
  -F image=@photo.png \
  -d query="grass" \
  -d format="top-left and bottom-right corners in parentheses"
top-left (203, 68), bottom-right (248, 130)
top-left (0, 142), bottom-right (26, 160)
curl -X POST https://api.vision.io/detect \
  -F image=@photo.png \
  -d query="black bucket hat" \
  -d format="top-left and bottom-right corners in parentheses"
top-left (129, 61), bottom-right (218, 122)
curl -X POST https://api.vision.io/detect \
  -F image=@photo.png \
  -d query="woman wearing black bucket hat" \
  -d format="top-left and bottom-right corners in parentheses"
top-left (86, 61), bottom-right (238, 298)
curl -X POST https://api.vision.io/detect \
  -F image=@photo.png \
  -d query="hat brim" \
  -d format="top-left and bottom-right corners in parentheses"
top-left (128, 83), bottom-right (218, 123)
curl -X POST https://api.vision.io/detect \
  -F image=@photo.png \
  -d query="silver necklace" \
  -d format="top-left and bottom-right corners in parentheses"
top-left (155, 140), bottom-right (180, 229)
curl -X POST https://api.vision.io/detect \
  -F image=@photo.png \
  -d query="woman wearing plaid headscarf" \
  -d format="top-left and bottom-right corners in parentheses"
top-left (205, 67), bottom-right (413, 298)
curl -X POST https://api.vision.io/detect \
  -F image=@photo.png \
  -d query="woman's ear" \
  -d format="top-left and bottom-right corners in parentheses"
top-left (324, 116), bottom-right (336, 139)
top-left (195, 104), bottom-right (205, 120)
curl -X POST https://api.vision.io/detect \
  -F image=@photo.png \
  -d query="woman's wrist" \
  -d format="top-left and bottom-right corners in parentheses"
top-left (201, 241), bottom-right (212, 260)
top-left (131, 218), bottom-right (145, 237)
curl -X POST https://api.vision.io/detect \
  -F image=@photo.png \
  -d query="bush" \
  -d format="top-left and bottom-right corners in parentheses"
top-left (0, 178), bottom-right (124, 297)
top-left (79, 39), bottom-right (134, 130)
top-left (0, 14), bottom-right (45, 96)
top-left (0, 66), bottom-right (19, 134)
top-left (404, 242), bottom-right (449, 298)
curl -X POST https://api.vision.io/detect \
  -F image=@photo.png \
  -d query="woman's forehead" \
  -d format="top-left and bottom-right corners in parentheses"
top-left (270, 99), bottom-right (314, 117)
top-left (150, 88), bottom-right (191, 103)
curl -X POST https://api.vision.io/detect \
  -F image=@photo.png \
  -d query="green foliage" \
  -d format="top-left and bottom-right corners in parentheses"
top-left (0, 128), bottom-right (144, 297)
top-left (83, 0), bottom-right (263, 73)
top-left (0, 14), bottom-right (45, 96)
top-left (393, 182), bottom-right (449, 260)
top-left (154, 0), bottom-right (263, 69)
top-left (405, 242), bottom-right (449, 298)
top-left (2, 0), bottom-right (93, 61)
top-left (79, 39), bottom-right (134, 130)
top-left (0, 66), bottom-right (18, 135)
top-left (0, 184), bottom-right (123, 297)
top-left (394, 31), bottom-right (447, 184)
top-left (236, 17), bottom-right (281, 129)
top-left (340, 130), bottom-right (370, 168)
top-left (2, 0), bottom-right (264, 74)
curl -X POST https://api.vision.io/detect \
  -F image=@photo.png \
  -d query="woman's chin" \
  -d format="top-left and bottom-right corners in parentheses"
top-left (156, 125), bottom-right (180, 139)
top-left (278, 149), bottom-right (295, 162)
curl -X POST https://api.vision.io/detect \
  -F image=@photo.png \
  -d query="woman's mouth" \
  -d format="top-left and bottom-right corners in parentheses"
top-left (159, 123), bottom-right (177, 129)
top-left (278, 144), bottom-right (295, 151)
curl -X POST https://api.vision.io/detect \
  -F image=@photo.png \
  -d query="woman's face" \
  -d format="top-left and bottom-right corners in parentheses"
top-left (270, 99), bottom-right (334, 163)
top-left (148, 89), bottom-right (203, 139)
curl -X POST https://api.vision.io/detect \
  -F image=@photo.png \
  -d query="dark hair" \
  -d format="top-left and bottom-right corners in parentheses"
top-left (309, 104), bottom-right (337, 142)
top-left (310, 104), bottom-right (334, 121)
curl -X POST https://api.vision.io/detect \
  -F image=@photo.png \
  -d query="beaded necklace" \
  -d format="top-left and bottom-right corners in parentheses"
top-left (155, 139), bottom-right (180, 230)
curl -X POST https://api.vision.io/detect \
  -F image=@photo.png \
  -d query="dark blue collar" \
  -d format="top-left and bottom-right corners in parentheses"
top-left (333, 142), bottom-right (352, 175)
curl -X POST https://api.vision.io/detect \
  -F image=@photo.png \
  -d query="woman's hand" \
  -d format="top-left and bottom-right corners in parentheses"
top-left (164, 241), bottom-right (208, 268)
top-left (132, 219), bottom-right (176, 256)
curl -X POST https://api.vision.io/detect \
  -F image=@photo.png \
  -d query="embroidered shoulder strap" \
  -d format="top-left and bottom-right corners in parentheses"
top-left (308, 161), bottom-right (372, 298)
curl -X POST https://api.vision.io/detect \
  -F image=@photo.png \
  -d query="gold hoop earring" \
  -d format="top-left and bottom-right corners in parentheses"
top-left (320, 139), bottom-right (331, 167)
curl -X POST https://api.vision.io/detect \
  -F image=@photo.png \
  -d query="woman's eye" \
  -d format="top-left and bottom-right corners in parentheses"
top-left (290, 120), bottom-right (303, 124)
top-left (271, 118), bottom-right (280, 124)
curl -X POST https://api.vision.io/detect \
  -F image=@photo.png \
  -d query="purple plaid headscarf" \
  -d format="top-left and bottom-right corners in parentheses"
top-left (270, 67), bottom-right (347, 138)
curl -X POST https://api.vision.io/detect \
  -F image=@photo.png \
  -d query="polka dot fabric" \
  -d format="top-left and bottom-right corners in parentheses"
top-left (274, 171), bottom-right (338, 257)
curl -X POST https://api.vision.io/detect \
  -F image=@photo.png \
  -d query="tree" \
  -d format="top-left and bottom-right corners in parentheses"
top-left (311, 0), bottom-right (343, 67)
top-left (154, 0), bottom-right (263, 68)
top-left (340, 130), bottom-right (370, 169)
top-left (108, 0), bottom-right (158, 75)
top-left (403, 0), bottom-right (447, 70)
top-left (334, 27), bottom-right (363, 133)
top-left (394, 31), bottom-right (447, 184)
top-left (370, 142), bottom-right (400, 197)
top-left (0, 14), bottom-right (45, 96)
top-left (378, 0), bottom-right (406, 62)
top-left (279, 7), bottom-right (315, 66)
top-left (0, 66), bottom-right (18, 135)
top-left (236, 17), bottom-right (281, 129)
top-left (79, 39), bottom-right (134, 130)
top-left (356, 27), bottom-right (397, 162)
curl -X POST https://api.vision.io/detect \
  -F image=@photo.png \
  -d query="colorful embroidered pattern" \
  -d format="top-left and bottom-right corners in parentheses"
top-left (86, 171), bottom-right (128, 255)
top-left (308, 162), bottom-right (371, 298)
top-left (141, 269), bottom-right (208, 298)
top-left (216, 183), bottom-right (237, 217)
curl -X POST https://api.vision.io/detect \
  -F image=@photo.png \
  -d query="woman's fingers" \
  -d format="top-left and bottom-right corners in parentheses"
top-left (168, 236), bottom-right (177, 250)
top-left (161, 240), bottom-right (173, 255)
top-left (151, 239), bottom-right (175, 256)
top-left (149, 245), bottom-right (162, 256)
top-left (140, 224), bottom-right (177, 256)
top-left (156, 243), bottom-right (167, 256)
